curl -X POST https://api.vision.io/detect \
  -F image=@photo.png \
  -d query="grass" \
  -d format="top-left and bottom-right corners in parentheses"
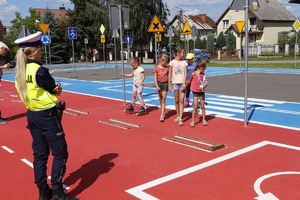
top-left (209, 56), bottom-right (300, 69)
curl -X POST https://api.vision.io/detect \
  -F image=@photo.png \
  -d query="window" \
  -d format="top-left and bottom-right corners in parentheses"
top-left (249, 34), bottom-right (256, 43)
top-left (223, 20), bottom-right (229, 29)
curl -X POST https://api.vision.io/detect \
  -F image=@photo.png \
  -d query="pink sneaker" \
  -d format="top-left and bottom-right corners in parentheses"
top-left (184, 101), bottom-right (190, 108)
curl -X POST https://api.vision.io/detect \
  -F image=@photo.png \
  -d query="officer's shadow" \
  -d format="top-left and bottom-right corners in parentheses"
top-left (64, 153), bottom-right (118, 197)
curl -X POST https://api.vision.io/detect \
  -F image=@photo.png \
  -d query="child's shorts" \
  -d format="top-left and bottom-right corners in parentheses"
top-left (193, 91), bottom-right (205, 97)
top-left (172, 83), bottom-right (183, 91)
top-left (133, 84), bottom-right (144, 93)
top-left (158, 82), bottom-right (168, 91)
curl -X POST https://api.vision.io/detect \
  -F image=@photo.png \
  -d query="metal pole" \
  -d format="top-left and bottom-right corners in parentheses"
top-left (72, 40), bottom-right (76, 78)
top-left (295, 32), bottom-right (298, 69)
top-left (169, 35), bottom-right (172, 61)
top-left (119, 5), bottom-right (126, 105)
top-left (48, 29), bottom-right (51, 65)
top-left (44, 46), bottom-right (48, 68)
top-left (155, 33), bottom-right (158, 64)
top-left (85, 42), bottom-right (88, 66)
top-left (114, 30), bottom-right (117, 78)
top-left (244, 0), bottom-right (249, 126)
top-left (240, 35), bottom-right (242, 73)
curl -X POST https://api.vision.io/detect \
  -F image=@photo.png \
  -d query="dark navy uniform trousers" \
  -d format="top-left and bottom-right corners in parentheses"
top-left (27, 107), bottom-right (68, 191)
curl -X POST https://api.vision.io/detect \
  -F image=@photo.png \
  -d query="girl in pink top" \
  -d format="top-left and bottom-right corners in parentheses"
top-left (183, 61), bottom-right (208, 127)
top-left (168, 47), bottom-right (187, 126)
top-left (153, 54), bottom-right (169, 122)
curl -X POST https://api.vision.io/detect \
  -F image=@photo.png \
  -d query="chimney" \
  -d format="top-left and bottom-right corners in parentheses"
top-left (199, 14), bottom-right (207, 22)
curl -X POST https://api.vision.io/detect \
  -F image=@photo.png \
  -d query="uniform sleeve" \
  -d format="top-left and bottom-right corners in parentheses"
top-left (36, 67), bottom-right (57, 94)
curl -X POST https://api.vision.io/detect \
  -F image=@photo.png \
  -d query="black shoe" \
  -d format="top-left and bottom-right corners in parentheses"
top-left (0, 117), bottom-right (7, 124)
top-left (39, 187), bottom-right (52, 200)
top-left (52, 189), bottom-right (79, 200)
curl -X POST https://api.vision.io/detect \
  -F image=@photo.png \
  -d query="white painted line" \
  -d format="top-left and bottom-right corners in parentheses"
top-left (254, 171), bottom-right (300, 200)
top-left (21, 158), bottom-right (33, 168)
top-left (1, 146), bottom-right (14, 153)
top-left (206, 98), bottom-right (274, 107)
top-left (125, 141), bottom-right (300, 200)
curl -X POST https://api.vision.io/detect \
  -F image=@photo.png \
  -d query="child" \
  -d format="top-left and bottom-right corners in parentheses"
top-left (168, 47), bottom-right (187, 126)
top-left (183, 61), bottom-right (208, 127)
top-left (153, 54), bottom-right (169, 122)
top-left (184, 53), bottom-right (197, 108)
top-left (120, 57), bottom-right (146, 113)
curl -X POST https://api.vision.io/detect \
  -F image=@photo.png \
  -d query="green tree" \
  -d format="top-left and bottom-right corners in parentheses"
top-left (206, 32), bottom-right (214, 51)
top-left (69, 0), bottom-right (169, 63)
top-left (7, 8), bottom-right (40, 60)
top-left (215, 31), bottom-right (226, 50)
top-left (226, 31), bottom-right (236, 52)
top-left (69, 0), bottom-right (103, 61)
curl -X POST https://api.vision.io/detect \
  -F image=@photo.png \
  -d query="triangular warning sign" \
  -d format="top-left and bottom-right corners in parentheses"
top-left (147, 15), bottom-right (164, 33)
top-left (182, 21), bottom-right (192, 35)
top-left (235, 21), bottom-right (245, 33)
top-left (39, 24), bottom-right (50, 34)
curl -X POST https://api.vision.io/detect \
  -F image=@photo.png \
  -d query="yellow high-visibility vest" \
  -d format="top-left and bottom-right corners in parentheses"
top-left (16, 62), bottom-right (57, 111)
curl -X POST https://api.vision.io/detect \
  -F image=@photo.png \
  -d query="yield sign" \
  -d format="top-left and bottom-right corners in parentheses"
top-left (293, 18), bottom-right (300, 33)
top-left (182, 21), bottom-right (192, 35)
top-left (147, 15), bottom-right (164, 33)
top-left (235, 21), bottom-right (245, 33)
top-left (39, 24), bottom-right (50, 34)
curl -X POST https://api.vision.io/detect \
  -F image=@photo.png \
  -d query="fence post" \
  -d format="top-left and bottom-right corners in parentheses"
top-left (285, 44), bottom-right (289, 56)
top-left (275, 44), bottom-right (279, 53)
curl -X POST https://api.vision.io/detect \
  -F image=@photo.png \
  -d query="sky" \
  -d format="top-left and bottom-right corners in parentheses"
top-left (1, 0), bottom-right (300, 27)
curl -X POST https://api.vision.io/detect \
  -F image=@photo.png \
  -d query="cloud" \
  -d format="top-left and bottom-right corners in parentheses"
top-left (0, 0), bottom-right (19, 25)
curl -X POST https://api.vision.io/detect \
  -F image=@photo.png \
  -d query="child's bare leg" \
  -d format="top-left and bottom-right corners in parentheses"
top-left (178, 90), bottom-right (185, 120)
top-left (161, 91), bottom-right (167, 116)
top-left (174, 90), bottom-right (179, 117)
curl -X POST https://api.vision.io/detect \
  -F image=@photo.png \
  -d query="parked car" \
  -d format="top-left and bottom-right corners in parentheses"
top-left (189, 49), bottom-right (210, 63)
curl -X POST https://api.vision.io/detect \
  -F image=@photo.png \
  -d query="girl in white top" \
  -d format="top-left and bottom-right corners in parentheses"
top-left (168, 47), bottom-right (187, 126)
top-left (120, 57), bottom-right (146, 112)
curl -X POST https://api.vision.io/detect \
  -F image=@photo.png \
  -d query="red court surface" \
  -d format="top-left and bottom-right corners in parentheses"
top-left (1, 80), bottom-right (300, 200)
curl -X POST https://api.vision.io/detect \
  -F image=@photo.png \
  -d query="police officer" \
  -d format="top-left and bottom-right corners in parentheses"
top-left (0, 41), bottom-right (11, 124)
top-left (14, 31), bottom-right (79, 200)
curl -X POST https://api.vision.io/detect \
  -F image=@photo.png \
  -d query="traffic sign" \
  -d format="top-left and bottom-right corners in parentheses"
top-left (68, 27), bottom-right (77, 40)
top-left (147, 15), bottom-right (164, 33)
top-left (100, 24), bottom-right (105, 34)
top-left (293, 18), bottom-right (300, 33)
top-left (39, 24), bottom-right (49, 34)
top-left (109, 4), bottom-right (130, 29)
top-left (192, 25), bottom-right (198, 37)
top-left (125, 35), bottom-right (132, 43)
top-left (156, 33), bottom-right (162, 42)
top-left (101, 35), bottom-right (105, 43)
top-left (182, 21), bottom-right (192, 35)
top-left (235, 21), bottom-right (245, 33)
top-left (40, 34), bottom-right (51, 45)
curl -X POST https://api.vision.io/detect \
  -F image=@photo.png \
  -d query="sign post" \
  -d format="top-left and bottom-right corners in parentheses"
top-left (292, 18), bottom-right (300, 69)
top-left (68, 27), bottom-right (77, 78)
top-left (39, 24), bottom-right (50, 67)
top-left (168, 27), bottom-right (174, 60)
top-left (182, 21), bottom-right (192, 53)
top-left (100, 24), bottom-right (106, 63)
top-left (147, 15), bottom-right (165, 64)
top-left (235, 20), bottom-right (245, 73)
top-left (109, 4), bottom-right (130, 105)
top-left (112, 29), bottom-right (119, 78)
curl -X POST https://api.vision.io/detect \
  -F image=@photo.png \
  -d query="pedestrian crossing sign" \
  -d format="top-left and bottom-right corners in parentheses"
top-left (182, 21), bottom-right (192, 35)
top-left (147, 15), bottom-right (164, 33)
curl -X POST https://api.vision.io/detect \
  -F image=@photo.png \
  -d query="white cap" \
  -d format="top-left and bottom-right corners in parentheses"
top-left (0, 42), bottom-right (10, 51)
top-left (14, 31), bottom-right (42, 47)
